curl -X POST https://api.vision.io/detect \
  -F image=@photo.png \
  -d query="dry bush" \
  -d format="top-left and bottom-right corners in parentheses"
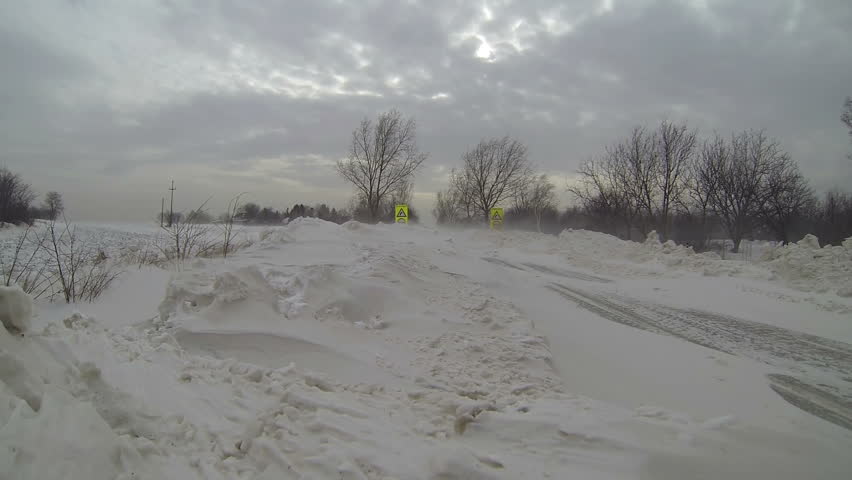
top-left (46, 220), bottom-right (123, 303)
top-left (155, 198), bottom-right (260, 268)
top-left (2, 225), bottom-right (57, 299)
top-left (218, 193), bottom-right (244, 259)
top-left (156, 201), bottom-right (218, 268)
top-left (2, 221), bottom-right (123, 302)
top-left (157, 221), bottom-right (217, 264)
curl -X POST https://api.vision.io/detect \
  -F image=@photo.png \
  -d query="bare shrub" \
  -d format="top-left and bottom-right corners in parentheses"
top-left (218, 193), bottom-right (244, 259)
top-left (1, 225), bottom-right (57, 299)
top-left (46, 220), bottom-right (123, 303)
top-left (157, 201), bottom-right (218, 267)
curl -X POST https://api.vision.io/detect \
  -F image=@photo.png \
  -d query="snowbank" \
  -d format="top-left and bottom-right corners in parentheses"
top-left (761, 235), bottom-right (852, 297)
top-left (0, 315), bottom-right (158, 479)
top-left (551, 229), bottom-right (762, 279)
top-left (548, 229), bottom-right (852, 301)
top-left (3, 220), bottom-right (850, 479)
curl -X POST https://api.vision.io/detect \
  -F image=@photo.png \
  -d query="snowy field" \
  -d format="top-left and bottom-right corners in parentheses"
top-left (1, 220), bottom-right (851, 479)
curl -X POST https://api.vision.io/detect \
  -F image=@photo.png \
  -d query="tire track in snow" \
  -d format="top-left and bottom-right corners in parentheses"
top-left (481, 257), bottom-right (612, 283)
top-left (521, 262), bottom-right (612, 284)
top-left (546, 282), bottom-right (852, 431)
top-left (481, 256), bottom-right (526, 271)
top-left (768, 374), bottom-right (852, 431)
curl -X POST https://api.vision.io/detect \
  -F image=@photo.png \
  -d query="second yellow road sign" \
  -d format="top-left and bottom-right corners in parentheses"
top-left (489, 207), bottom-right (504, 230)
top-left (395, 204), bottom-right (409, 224)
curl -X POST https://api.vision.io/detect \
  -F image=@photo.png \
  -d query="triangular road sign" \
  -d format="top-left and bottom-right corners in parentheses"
top-left (397, 208), bottom-right (407, 218)
top-left (492, 210), bottom-right (502, 220)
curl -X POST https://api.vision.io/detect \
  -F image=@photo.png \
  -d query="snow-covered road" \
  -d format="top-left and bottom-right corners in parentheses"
top-left (467, 254), bottom-right (852, 431)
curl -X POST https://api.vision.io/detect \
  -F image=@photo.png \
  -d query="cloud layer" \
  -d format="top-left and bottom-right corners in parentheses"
top-left (2, 0), bottom-right (850, 220)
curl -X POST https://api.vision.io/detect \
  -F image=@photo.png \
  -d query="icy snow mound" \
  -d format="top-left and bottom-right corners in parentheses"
top-left (554, 229), bottom-right (754, 277)
top-left (0, 313), bottom-right (159, 479)
top-left (761, 235), bottom-right (852, 297)
top-left (0, 285), bottom-right (33, 333)
top-left (282, 216), bottom-right (342, 236)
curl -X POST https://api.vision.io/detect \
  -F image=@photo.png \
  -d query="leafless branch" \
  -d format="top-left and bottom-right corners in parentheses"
top-left (336, 109), bottom-right (427, 222)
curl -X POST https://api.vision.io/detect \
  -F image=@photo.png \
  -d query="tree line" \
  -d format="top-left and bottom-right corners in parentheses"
top-left (5, 97), bottom-right (851, 246)
top-left (0, 168), bottom-right (64, 224)
top-left (431, 136), bottom-right (557, 232)
top-left (569, 122), bottom-right (851, 251)
top-left (158, 201), bottom-right (354, 226)
top-left (335, 110), bottom-right (555, 230)
top-left (338, 103), bottom-right (851, 250)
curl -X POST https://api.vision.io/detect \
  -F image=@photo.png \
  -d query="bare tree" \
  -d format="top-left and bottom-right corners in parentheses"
top-left (620, 127), bottom-right (658, 234)
top-left (571, 128), bottom-right (656, 240)
top-left (434, 180), bottom-right (482, 225)
top-left (336, 109), bottom-right (427, 223)
top-left (759, 159), bottom-right (814, 244)
top-left (843, 97), bottom-right (852, 159)
top-left (514, 174), bottom-right (557, 232)
top-left (572, 123), bottom-right (827, 251)
top-left (585, 127), bottom-right (658, 237)
top-left (185, 208), bottom-right (212, 224)
top-left (349, 181), bottom-right (417, 223)
top-left (448, 168), bottom-right (479, 221)
top-left (383, 182), bottom-right (417, 222)
top-left (43, 191), bottom-right (64, 220)
top-left (711, 130), bottom-right (790, 252)
top-left (239, 202), bottom-right (261, 223)
top-left (654, 121), bottom-right (696, 240)
top-left (813, 190), bottom-right (852, 246)
top-left (453, 136), bottom-right (533, 222)
top-left (683, 135), bottom-right (726, 249)
top-left (433, 189), bottom-right (462, 225)
top-left (571, 153), bottom-right (636, 239)
top-left (0, 168), bottom-right (36, 224)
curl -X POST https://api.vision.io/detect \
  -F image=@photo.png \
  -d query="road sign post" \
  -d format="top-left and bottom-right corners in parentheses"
top-left (489, 207), bottom-right (504, 230)
top-left (395, 204), bottom-right (409, 224)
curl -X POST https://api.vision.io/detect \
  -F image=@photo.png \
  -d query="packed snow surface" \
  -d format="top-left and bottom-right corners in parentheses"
top-left (1, 220), bottom-right (851, 479)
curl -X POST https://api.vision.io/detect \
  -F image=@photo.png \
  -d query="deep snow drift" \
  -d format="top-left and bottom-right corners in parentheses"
top-left (1, 220), bottom-right (851, 479)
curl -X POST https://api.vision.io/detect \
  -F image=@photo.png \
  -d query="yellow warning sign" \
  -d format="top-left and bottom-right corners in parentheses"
top-left (489, 207), bottom-right (504, 230)
top-left (395, 204), bottom-right (409, 224)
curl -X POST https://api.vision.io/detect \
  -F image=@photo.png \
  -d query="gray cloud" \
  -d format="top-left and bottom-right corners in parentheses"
top-left (1, 0), bottom-right (850, 220)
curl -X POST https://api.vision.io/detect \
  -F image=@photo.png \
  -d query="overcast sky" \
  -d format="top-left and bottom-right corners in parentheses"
top-left (1, 0), bottom-right (851, 221)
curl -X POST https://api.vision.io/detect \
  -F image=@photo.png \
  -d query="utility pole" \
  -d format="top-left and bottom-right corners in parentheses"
top-left (160, 197), bottom-right (165, 228)
top-left (168, 180), bottom-right (176, 227)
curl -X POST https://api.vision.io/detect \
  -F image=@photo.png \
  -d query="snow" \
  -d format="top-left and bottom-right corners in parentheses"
top-left (0, 285), bottom-right (33, 333)
top-left (1, 221), bottom-right (851, 479)
top-left (762, 234), bottom-right (852, 297)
